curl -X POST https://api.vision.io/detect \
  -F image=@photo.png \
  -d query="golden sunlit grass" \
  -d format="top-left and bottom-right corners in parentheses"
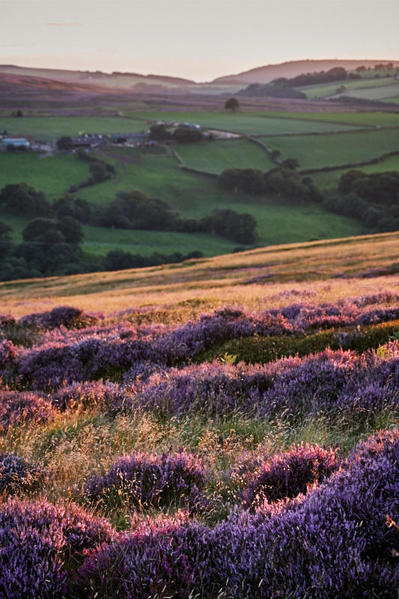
top-left (1, 231), bottom-right (399, 318)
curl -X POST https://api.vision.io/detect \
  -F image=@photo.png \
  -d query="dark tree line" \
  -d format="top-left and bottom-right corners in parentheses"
top-left (149, 125), bottom-right (203, 143)
top-left (98, 190), bottom-right (257, 244)
top-left (325, 170), bottom-right (399, 231)
top-left (0, 216), bottom-right (204, 282)
top-left (218, 164), bottom-right (322, 203)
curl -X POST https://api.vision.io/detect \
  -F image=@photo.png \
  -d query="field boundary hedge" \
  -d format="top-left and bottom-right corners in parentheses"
top-left (300, 149), bottom-right (399, 175)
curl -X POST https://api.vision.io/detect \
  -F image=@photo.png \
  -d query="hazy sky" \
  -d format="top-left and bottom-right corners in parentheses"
top-left (1, 0), bottom-right (398, 81)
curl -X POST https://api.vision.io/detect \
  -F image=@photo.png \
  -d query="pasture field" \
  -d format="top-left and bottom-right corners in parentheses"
top-left (299, 76), bottom-right (398, 99)
top-left (82, 225), bottom-right (237, 257)
top-left (341, 83), bottom-right (399, 101)
top-left (0, 115), bottom-right (147, 141)
top-left (174, 138), bottom-right (274, 173)
top-left (1, 108), bottom-right (399, 264)
top-left (0, 151), bottom-right (90, 198)
top-left (262, 127), bottom-right (399, 170)
top-left (264, 110), bottom-right (399, 127)
top-left (313, 153), bottom-right (399, 189)
top-left (0, 144), bottom-right (364, 251)
top-left (134, 110), bottom-right (360, 135)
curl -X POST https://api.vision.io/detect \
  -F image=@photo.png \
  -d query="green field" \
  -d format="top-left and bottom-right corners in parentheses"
top-left (0, 115), bottom-right (147, 142)
top-left (261, 128), bottom-right (399, 170)
top-left (134, 111), bottom-right (359, 135)
top-left (0, 152), bottom-right (90, 198)
top-left (2, 107), bottom-right (398, 260)
top-left (174, 139), bottom-right (273, 174)
top-left (299, 77), bottom-right (398, 99)
top-left (312, 153), bottom-right (399, 189)
top-left (82, 226), bottom-right (237, 257)
top-left (0, 142), bottom-right (366, 255)
top-left (264, 111), bottom-right (399, 127)
top-left (341, 83), bottom-right (399, 101)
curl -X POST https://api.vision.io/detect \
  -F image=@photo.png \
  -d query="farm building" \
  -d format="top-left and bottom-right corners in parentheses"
top-left (2, 137), bottom-right (31, 149)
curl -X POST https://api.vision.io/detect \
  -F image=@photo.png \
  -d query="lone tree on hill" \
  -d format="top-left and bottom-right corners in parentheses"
top-left (224, 97), bottom-right (240, 112)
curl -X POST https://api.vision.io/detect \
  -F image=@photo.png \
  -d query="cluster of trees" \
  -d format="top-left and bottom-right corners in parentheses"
top-left (238, 83), bottom-right (306, 99)
top-left (149, 125), bottom-right (203, 143)
top-left (0, 216), bottom-right (205, 281)
top-left (98, 190), bottom-right (257, 244)
top-left (0, 216), bottom-right (86, 280)
top-left (218, 163), bottom-right (322, 204)
top-left (0, 183), bottom-right (94, 223)
top-left (325, 170), bottom-right (399, 231)
top-left (0, 179), bottom-right (257, 281)
top-left (271, 67), bottom-right (356, 88)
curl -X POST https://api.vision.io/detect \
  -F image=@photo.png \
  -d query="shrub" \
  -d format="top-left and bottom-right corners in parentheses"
top-left (0, 499), bottom-right (113, 599)
top-left (19, 306), bottom-right (100, 330)
top-left (77, 430), bottom-right (399, 598)
top-left (0, 390), bottom-right (56, 432)
top-left (50, 380), bottom-right (129, 415)
top-left (242, 443), bottom-right (340, 506)
top-left (0, 452), bottom-right (43, 495)
top-left (85, 448), bottom-right (208, 510)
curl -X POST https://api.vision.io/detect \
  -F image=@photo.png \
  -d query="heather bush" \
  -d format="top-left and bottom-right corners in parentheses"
top-left (0, 339), bottom-right (18, 370)
top-left (18, 306), bottom-right (101, 330)
top-left (0, 452), bottom-right (43, 495)
top-left (0, 313), bottom-right (16, 328)
top-left (77, 429), bottom-right (399, 598)
top-left (0, 499), bottom-right (114, 599)
top-left (85, 448), bottom-right (208, 510)
top-left (50, 380), bottom-right (130, 415)
top-left (75, 513), bottom-right (208, 599)
top-left (10, 299), bottom-right (399, 390)
top-left (0, 390), bottom-right (56, 432)
top-left (130, 345), bottom-right (399, 421)
top-left (242, 443), bottom-right (340, 506)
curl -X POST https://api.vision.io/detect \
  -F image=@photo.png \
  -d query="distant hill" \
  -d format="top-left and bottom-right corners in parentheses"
top-left (1, 60), bottom-right (399, 98)
top-left (0, 65), bottom-right (195, 91)
top-left (212, 59), bottom-right (399, 85)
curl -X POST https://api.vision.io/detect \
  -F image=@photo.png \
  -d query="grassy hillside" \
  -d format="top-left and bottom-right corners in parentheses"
top-left (313, 153), bottom-right (399, 189)
top-left (298, 76), bottom-right (398, 99)
top-left (264, 111), bottom-right (399, 127)
top-left (1, 230), bottom-right (398, 316)
top-left (0, 143), bottom-right (365, 257)
top-left (134, 111), bottom-right (359, 135)
top-left (174, 139), bottom-right (274, 173)
top-left (263, 127), bottom-right (399, 170)
top-left (0, 152), bottom-right (90, 198)
top-left (1, 108), bottom-right (399, 261)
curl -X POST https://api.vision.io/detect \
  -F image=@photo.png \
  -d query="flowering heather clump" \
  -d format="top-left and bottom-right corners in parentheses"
top-left (78, 429), bottom-right (399, 599)
top-left (0, 313), bottom-right (16, 329)
top-left (347, 428), bottom-right (399, 463)
top-left (50, 380), bottom-right (130, 415)
top-left (0, 452), bottom-right (43, 495)
top-left (0, 499), bottom-right (114, 599)
top-left (18, 306), bottom-right (102, 330)
top-left (8, 297), bottom-right (399, 390)
top-left (129, 345), bottom-right (399, 420)
top-left (76, 513), bottom-right (208, 599)
top-left (242, 443), bottom-right (340, 507)
top-left (0, 339), bottom-right (18, 369)
top-left (132, 361), bottom-right (268, 417)
top-left (0, 390), bottom-right (56, 432)
top-left (85, 448), bottom-right (208, 509)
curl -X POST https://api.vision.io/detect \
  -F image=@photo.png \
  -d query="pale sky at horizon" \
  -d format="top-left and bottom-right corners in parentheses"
top-left (1, 0), bottom-right (398, 82)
